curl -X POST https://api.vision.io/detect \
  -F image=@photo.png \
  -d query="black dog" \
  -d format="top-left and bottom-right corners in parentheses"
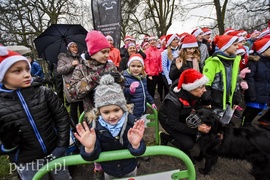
top-left (194, 109), bottom-right (270, 180)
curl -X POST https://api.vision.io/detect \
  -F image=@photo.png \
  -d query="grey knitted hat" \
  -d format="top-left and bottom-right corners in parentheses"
top-left (94, 74), bottom-right (127, 112)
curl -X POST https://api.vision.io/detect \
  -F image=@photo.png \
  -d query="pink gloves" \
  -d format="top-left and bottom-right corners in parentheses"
top-left (239, 67), bottom-right (251, 78)
top-left (152, 104), bottom-right (157, 109)
top-left (240, 81), bottom-right (248, 90)
top-left (130, 82), bottom-right (139, 94)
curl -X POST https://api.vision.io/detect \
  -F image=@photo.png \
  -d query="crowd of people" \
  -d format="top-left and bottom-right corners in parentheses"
top-left (0, 21), bottom-right (270, 180)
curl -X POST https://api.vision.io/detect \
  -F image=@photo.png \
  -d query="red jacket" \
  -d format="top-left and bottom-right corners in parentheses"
top-left (109, 46), bottom-right (121, 67)
top-left (144, 46), bottom-right (162, 76)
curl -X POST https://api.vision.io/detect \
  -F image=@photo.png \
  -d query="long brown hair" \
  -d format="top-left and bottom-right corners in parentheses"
top-left (179, 47), bottom-right (201, 64)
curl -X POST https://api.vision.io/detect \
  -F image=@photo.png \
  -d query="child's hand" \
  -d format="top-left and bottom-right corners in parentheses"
top-left (130, 82), bottom-right (140, 94)
top-left (128, 119), bottom-right (145, 149)
top-left (175, 57), bottom-right (183, 70)
top-left (74, 121), bottom-right (96, 153)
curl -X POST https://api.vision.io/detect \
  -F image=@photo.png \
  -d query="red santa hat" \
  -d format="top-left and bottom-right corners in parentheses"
top-left (237, 36), bottom-right (246, 43)
top-left (106, 35), bottom-right (114, 42)
top-left (253, 38), bottom-right (270, 54)
top-left (181, 35), bottom-right (198, 49)
top-left (258, 28), bottom-right (270, 39)
top-left (166, 33), bottom-right (178, 47)
top-left (174, 69), bottom-right (209, 92)
top-left (202, 27), bottom-right (212, 36)
top-left (178, 32), bottom-right (190, 43)
top-left (141, 42), bottom-right (149, 49)
top-left (124, 36), bottom-right (132, 42)
top-left (148, 36), bottom-right (157, 41)
top-left (236, 45), bottom-right (246, 56)
top-left (215, 35), bottom-right (238, 52)
top-left (127, 53), bottom-right (144, 67)
top-left (223, 28), bottom-right (236, 35)
top-left (0, 46), bottom-right (30, 82)
top-left (85, 30), bottom-right (110, 55)
top-left (191, 28), bottom-right (203, 37)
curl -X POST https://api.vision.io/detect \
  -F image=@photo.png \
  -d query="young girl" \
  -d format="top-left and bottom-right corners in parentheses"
top-left (74, 74), bottom-right (146, 180)
top-left (123, 53), bottom-right (156, 119)
top-left (161, 33), bottom-right (179, 95)
top-left (169, 34), bottom-right (201, 82)
top-left (0, 46), bottom-right (71, 179)
top-left (241, 38), bottom-right (270, 127)
top-left (68, 30), bottom-right (122, 115)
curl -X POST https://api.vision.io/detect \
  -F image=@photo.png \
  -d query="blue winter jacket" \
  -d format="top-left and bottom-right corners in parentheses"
top-left (123, 70), bottom-right (154, 118)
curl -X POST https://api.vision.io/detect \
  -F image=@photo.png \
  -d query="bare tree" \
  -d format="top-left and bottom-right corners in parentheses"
top-left (0, 0), bottom-right (80, 50)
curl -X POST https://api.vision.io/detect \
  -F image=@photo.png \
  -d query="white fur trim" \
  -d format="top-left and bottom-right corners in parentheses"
top-left (127, 56), bottom-right (144, 67)
top-left (166, 34), bottom-right (177, 47)
top-left (236, 49), bottom-right (245, 56)
top-left (0, 55), bottom-right (30, 82)
top-left (224, 29), bottom-right (235, 35)
top-left (237, 36), bottom-right (245, 43)
top-left (173, 86), bottom-right (181, 93)
top-left (203, 31), bottom-right (212, 36)
top-left (192, 28), bottom-right (203, 37)
top-left (219, 36), bottom-right (238, 52)
top-left (181, 42), bottom-right (198, 49)
top-left (0, 46), bottom-right (8, 56)
top-left (182, 75), bottom-right (209, 91)
top-left (257, 40), bottom-right (270, 54)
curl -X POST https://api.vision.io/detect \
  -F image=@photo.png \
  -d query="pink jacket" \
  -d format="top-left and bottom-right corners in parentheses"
top-left (144, 46), bottom-right (162, 76)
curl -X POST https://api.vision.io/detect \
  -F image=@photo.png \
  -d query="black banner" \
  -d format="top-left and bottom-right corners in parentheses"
top-left (91, 0), bottom-right (121, 49)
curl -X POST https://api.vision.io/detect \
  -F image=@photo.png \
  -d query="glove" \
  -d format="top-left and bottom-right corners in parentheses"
top-left (130, 82), bottom-right (139, 94)
top-left (46, 147), bottom-right (67, 161)
top-left (240, 81), bottom-right (248, 90)
top-left (239, 67), bottom-right (251, 78)
top-left (152, 104), bottom-right (157, 109)
top-left (0, 122), bottom-right (22, 150)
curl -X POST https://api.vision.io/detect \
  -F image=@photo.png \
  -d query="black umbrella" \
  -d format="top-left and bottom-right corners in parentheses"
top-left (34, 24), bottom-right (88, 64)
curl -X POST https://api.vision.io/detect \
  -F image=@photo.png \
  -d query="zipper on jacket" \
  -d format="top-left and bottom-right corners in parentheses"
top-left (140, 80), bottom-right (146, 113)
top-left (17, 91), bottom-right (47, 154)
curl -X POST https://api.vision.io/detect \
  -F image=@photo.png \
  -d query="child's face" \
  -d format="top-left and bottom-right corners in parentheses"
top-left (129, 60), bottom-right (143, 76)
top-left (224, 42), bottom-right (238, 56)
top-left (128, 46), bottom-right (136, 55)
top-left (99, 105), bottom-right (124, 125)
top-left (186, 47), bottom-right (196, 55)
top-left (91, 48), bottom-right (110, 64)
top-left (3, 61), bottom-right (32, 90)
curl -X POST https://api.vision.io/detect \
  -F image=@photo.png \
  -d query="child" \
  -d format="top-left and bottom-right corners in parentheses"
top-left (74, 74), bottom-right (146, 180)
top-left (68, 30), bottom-right (122, 114)
top-left (0, 46), bottom-right (71, 179)
top-left (68, 30), bottom-right (122, 178)
top-left (169, 34), bottom-right (201, 82)
top-left (123, 53), bottom-right (157, 119)
top-left (241, 38), bottom-right (270, 127)
top-left (201, 35), bottom-right (242, 111)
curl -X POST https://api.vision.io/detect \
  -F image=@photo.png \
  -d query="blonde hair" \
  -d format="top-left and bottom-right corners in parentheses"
top-left (85, 104), bottom-right (134, 124)
top-left (167, 46), bottom-right (174, 61)
top-left (179, 47), bottom-right (200, 64)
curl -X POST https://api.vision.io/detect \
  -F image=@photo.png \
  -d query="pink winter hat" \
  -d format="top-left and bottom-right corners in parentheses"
top-left (85, 30), bottom-right (110, 55)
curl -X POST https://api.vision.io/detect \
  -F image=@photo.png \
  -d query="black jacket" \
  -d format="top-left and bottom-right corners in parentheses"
top-left (0, 82), bottom-right (70, 163)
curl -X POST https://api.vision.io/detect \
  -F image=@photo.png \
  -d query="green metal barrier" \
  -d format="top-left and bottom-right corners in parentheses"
top-left (33, 146), bottom-right (196, 180)
top-left (146, 102), bottom-right (159, 145)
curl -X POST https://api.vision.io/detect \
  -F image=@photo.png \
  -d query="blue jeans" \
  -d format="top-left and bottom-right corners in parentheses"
top-left (16, 158), bottom-right (71, 180)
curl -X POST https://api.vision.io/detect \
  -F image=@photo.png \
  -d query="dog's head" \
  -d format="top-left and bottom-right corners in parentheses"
top-left (196, 108), bottom-right (223, 133)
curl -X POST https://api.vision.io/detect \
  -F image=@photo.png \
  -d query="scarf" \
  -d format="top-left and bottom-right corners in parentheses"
top-left (186, 57), bottom-right (200, 72)
top-left (98, 113), bottom-right (127, 137)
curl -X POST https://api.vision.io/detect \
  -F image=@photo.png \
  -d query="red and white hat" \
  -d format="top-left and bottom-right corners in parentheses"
top-left (85, 30), bottom-right (110, 55)
top-left (191, 28), bottom-right (203, 37)
top-left (0, 46), bottom-right (30, 82)
top-left (124, 36), bottom-right (133, 42)
top-left (215, 35), bottom-right (238, 52)
top-left (253, 38), bottom-right (270, 54)
top-left (106, 35), bottom-right (114, 42)
top-left (127, 53), bottom-right (144, 67)
top-left (141, 42), bottom-right (149, 49)
top-left (258, 28), bottom-right (270, 39)
top-left (223, 28), bottom-right (236, 35)
top-left (148, 36), bottom-right (157, 41)
top-left (174, 69), bottom-right (209, 92)
top-left (236, 45), bottom-right (246, 56)
top-left (181, 35), bottom-right (198, 49)
top-left (166, 33), bottom-right (178, 47)
top-left (178, 32), bottom-right (190, 43)
top-left (202, 27), bottom-right (212, 36)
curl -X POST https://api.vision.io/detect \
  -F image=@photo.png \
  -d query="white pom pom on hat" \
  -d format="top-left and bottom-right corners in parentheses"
top-left (173, 69), bottom-right (209, 92)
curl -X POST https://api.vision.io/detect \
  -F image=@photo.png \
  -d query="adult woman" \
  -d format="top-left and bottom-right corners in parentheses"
top-left (159, 69), bottom-right (210, 157)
